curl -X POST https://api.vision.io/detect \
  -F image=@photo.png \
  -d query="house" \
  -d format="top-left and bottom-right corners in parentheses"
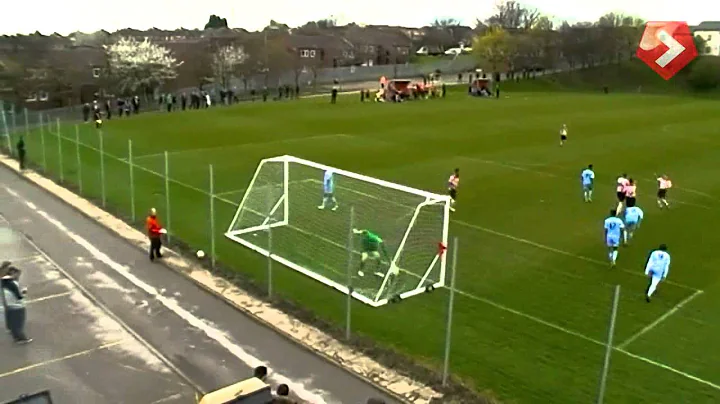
top-left (287, 33), bottom-right (354, 68)
top-left (0, 32), bottom-right (107, 107)
top-left (340, 26), bottom-right (412, 65)
top-left (691, 21), bottom-right (720, 56)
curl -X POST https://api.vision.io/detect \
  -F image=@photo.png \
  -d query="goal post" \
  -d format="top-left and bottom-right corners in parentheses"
top-left (225, 155), bottom-right (451, 307)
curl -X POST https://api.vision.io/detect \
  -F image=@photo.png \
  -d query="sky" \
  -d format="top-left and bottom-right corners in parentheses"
top-left (0, 0), bottom-right (716, 35)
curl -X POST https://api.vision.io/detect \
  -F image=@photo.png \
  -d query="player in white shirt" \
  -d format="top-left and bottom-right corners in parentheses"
top-left (645, 244), bottom-right (670, 302)
top-left (604, 210), bottom-right (625, 267)
top-left (623, 206), bottom-right (644, 245)
top-left (317, 170), bottom-right (338, 211)
top-left (615, 173), bottom-right (629, 215)
top-left (656, 174), bottom-right (673, 209)
top-left (580, 164), bottom-right (595, 202)
top-left (559, 124), bottom-right (568, 146)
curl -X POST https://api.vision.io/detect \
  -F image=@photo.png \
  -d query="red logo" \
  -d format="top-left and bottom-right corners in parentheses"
top-left (637, 21), bottom-right (697, 80)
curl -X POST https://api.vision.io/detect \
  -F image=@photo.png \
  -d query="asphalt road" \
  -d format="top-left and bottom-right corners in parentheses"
top-left (0, 167), bottom-right (400, 404)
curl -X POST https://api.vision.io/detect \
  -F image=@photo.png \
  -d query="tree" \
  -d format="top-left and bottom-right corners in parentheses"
top-left (473, 26), bottom-right (515, 73)
top-left (432, 18), bottom-right (460, 28)
top-left (104, 37), bottom-right (183, 95)
top-left (486, 1), bottom-right (539, 30)
top-left (205, 15), bottom-right (228, 30)
top-left (212, 44), bottom-right (248, 88)
top-left (687, 57), bottom-right (720, 91)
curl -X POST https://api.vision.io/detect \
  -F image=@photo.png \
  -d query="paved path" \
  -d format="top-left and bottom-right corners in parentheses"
top-left (0, 167), bottom-right (400, 404)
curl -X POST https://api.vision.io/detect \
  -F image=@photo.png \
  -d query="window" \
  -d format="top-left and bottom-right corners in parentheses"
top-left (300, 49), bottom-right (310, 58)
top-left (38, 91), bottom-right (49, 101)
top-left (92, 68), bottom-right (101, 78)
top-left (309, 50), bottom-right (316, 57)
top-left (708, 34), bottom-right (713, 41)
top-left (25, 93), bottom-right (37, 102)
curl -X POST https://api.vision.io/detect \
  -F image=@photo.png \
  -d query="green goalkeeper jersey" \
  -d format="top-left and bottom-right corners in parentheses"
top-left (360, 230), bottom-right (383, 251)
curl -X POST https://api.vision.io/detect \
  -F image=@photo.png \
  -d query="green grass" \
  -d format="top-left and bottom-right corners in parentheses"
top-left (9, 88), bottom-right (720, 403)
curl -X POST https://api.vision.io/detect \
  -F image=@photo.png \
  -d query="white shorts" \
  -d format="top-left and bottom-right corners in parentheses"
top-left (606, 237), bottom-right (620, 248)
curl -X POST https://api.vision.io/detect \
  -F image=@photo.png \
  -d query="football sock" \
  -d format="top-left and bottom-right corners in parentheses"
top-left (647, 281), bottom-right (658, 297)
top-left (611, 251), bottom-right (618, 262)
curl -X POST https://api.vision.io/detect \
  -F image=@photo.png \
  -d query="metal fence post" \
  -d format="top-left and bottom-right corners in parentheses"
top-left (0, 102), bottom-right (10, 155)
top-left (99, 130), bottom-right (106, 207)
top-left (23, 108), bottom-right (29, 138)
top-left (164, 151), bottom-right (171, 243)
top-left (345, 206), bottom-right (355, 341)
top-left (75, 125), bottom-right (82, 194)
top-left (56, 118), bottom-right (63, 182)
top-left (442, 236), bottom-right (459, 386)
top-left (596, 285), bottom-right (621, 404)
top-left (209, 164), bottom-right (216, 268)
top-left (39, 113), bottom-right (46, 170)
top-left (11, 105), bottom-right (16, 140)
top-left (128, 140), bottom-right (136, 222)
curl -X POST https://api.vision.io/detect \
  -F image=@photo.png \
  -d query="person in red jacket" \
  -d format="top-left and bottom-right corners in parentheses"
top-left (146, 208), bottom-right (164, 261)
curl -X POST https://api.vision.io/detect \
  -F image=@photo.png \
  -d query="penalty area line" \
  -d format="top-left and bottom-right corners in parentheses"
top-left (616, 289), bottom-right (704, 350)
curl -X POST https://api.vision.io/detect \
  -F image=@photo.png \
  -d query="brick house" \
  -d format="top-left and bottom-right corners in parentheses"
top-left (340, 26), bottom-right (412, 65)
top-left (0, 32), bottom-right (107, 108)
top-left (287, 33), bottom-right (354, 68)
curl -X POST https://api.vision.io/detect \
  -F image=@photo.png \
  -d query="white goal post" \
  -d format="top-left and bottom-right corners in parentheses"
top-left (225, 155), bottom-right (451, 307)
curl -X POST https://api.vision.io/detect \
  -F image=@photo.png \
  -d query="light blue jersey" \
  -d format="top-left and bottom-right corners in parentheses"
top-left (604, 217), bottom-right (625, 247)
top-left (645, 250), bottom-right (670, 279)
top-left (323, 170), bottom-right (335, 194)
top-left (625, 206), bottom-right (644, 227)
top-left (581, 168), bottom-right (595, 189)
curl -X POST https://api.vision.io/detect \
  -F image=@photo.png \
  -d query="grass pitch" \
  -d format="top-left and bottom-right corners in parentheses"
top-left (13, 86), bottom-right (720, 403)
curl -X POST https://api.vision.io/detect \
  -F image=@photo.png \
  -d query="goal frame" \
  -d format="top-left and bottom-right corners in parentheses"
top-left (225, 155), bottom-right (451, 307)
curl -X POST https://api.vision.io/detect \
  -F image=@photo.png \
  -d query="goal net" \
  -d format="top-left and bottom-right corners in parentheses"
top-left (225, 155), bottom-right (451, 307)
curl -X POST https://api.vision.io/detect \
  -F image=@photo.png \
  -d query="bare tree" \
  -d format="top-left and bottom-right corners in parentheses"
top-left (486, 1), bottom-right (539, 30)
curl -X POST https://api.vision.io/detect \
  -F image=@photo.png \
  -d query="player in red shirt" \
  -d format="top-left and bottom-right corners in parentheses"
top-left (146, 208), bottom-right (164, 261)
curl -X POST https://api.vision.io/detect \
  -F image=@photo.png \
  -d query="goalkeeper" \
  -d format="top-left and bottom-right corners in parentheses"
top-left (353, 228), bottom-right (394, 277)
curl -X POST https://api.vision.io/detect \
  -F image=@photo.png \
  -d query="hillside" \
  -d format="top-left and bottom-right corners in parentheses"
top-left (501, 58), bottom-right (720, 94)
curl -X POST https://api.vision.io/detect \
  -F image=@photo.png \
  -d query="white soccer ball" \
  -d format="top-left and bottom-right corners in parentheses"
top-left (196, 250), bottom-right (206, 259)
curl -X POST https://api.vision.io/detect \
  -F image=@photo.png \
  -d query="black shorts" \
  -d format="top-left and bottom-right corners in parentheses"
top-left (449, 189), bottom-right (457, 200)
top-left (657, 189), bottom-right (667, 198)
top-left (625, 197), bottom-right (636, 207)
top-left (560, 135), bottom-right (567, 141)
top-left (616, 192), bottom-right (626, 202)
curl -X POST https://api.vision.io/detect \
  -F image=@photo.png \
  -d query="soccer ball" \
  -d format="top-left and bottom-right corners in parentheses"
top-left (196, 250), bottom-right (206, 259)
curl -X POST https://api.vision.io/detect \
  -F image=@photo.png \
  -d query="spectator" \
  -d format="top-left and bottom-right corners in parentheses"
top-left (82, 103), bottom-right (90, 122)
top-left (16, 137), bottom-right (25, 170)
top-left (1, 266), bottom-right (32, 344)
top-left (0, 261), bottom-right (11, 332)
top-left (117, 98), bottom-right (125, 117)
top-left (146, 208), bottom-right (164, 261)
top-left (181, 93), bottom-right (187, 110)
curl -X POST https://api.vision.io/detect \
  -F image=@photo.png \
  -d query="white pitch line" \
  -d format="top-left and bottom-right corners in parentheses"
top-left (130, 134), bottom-right (352, 161)
top-left (617, 289), bottom-right (704, 350)
top-left (617, 348), bottom-right (720, 391)
top-left (453, 218), bottom-right (698, 291)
